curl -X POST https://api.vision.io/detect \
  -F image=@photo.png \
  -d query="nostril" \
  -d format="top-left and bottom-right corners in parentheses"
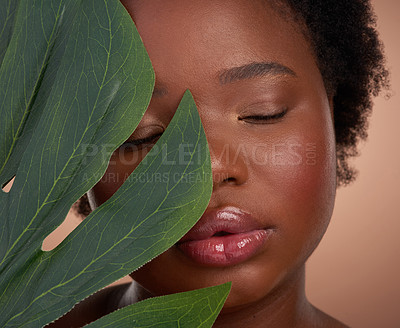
top-left (212, 176), bottom-right (239, 190)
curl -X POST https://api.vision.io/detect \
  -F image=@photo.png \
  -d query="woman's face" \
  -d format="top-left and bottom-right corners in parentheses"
top-left (88, 0), bottom-right (336, 310)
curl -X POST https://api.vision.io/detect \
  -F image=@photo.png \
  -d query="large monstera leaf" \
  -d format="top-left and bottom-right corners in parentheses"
top-left (0, 0), bottom-right (230, 327)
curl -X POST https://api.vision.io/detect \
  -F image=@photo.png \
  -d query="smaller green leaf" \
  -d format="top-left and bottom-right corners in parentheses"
top-left (85, 282), bottom-right (231, 328)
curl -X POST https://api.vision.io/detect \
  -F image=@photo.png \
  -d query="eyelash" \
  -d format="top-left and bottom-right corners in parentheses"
top-left (238, 108), bottom-right (288, 123)
top-left (121, 132), bottom-right (163, 150)
top-left (120, 107), bottom-right (287, 150)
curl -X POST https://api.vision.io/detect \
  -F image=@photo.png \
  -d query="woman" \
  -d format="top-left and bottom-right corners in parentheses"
top-left (52, 0), bottom-right (388, 326)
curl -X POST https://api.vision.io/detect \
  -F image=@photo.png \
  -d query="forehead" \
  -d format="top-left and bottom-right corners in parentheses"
top-left (121, 0), bottom-right (319, 96)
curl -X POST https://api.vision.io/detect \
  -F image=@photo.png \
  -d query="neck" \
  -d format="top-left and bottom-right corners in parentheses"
top-left (213, 266), bottom-right (314, 328)
top-left (125, 266), bottom-right (316, 328)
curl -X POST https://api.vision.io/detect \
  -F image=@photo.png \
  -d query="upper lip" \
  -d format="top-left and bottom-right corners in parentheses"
top-left (177, 206), bottom-right (272, 243)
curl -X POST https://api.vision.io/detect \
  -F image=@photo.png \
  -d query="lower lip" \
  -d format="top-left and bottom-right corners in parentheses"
top-left (176, 229), bottom-right (271, 267)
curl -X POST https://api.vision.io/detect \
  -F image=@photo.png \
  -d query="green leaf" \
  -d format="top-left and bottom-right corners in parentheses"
top-left (0, 0), bottom-right (18, 68)
top-left (86, 283), bottom-right (231, 328)
top-left (0, 0), bottom-right (80, 184)
top-left (0, 0), bottom-right (227, 327)
top-left (0, 0), bottom-right (153, 279)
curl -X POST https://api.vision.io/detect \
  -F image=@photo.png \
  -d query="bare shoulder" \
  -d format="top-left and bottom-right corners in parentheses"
top-left (46, 283), bottom-right (131, 328)
top-left (309, 305), bottom-right (350, 328)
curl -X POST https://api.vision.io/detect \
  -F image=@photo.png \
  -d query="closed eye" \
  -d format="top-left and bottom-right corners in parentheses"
top-left (238, 108), bottom-right (287, 123)
top-left (121, 132), bottom-right (163, 151)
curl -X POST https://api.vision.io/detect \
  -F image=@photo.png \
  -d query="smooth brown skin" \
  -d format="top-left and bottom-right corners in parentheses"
top-left (50, 0), bottom-right (349, 327)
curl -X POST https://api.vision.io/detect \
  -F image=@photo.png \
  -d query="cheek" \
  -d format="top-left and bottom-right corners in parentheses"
top-left (284, 133), bottom-right (336, 238)
top-left (275, 132), bottom-right (336, 208)
top-left (284, 129), bottom-right (336, 253)
top-left (89, 150), bottom-right (146, 208)
top-left (251, 115), bottom-right (336, 257)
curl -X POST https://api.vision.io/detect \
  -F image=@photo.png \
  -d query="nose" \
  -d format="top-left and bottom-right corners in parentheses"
top-left (207, 133), bottom-right (249, 190)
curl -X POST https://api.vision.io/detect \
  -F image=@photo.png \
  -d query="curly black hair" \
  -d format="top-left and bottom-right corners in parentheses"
top-left (75, 0), bottom-right (388, 216)
top-left (285, 0), bottom-right (388, 186)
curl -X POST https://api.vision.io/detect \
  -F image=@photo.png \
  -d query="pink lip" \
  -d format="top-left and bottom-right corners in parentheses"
top-left (176, 206), bottom-right (274, 267)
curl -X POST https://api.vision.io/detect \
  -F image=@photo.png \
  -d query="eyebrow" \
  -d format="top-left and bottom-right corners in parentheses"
top-left (218, 61), bottom-right (296, 85)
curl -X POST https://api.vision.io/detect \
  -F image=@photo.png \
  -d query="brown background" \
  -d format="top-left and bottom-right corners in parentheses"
top-left (4, 1), bottom-right (398, 327)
